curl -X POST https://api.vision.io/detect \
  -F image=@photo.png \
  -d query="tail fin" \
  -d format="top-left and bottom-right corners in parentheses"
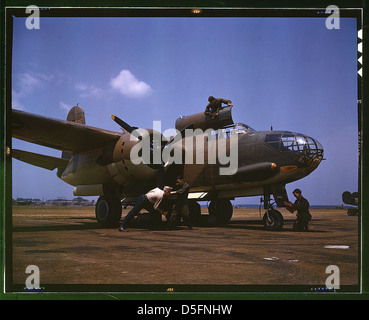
top-left (62, 105), bottom-right (86, 160)
top-left (67, 105), bottom-right (86, 124)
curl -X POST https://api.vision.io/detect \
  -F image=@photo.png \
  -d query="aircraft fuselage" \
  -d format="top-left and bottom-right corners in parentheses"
top-left (59, 125), bottom-right (324, 203)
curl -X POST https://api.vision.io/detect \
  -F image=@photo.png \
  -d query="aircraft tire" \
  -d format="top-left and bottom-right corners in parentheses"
top-left (263, 209), bottom-right (284, 231)
top-left (95, 195), bottom-right (122, 228)
top-left (208, 199), bottom-right (233, 226)
top-left (188, 201), bottom-right (201, 225)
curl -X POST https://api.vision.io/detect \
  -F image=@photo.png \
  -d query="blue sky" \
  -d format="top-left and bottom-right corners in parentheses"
top-left (11, 15), bottom-right (359, 205)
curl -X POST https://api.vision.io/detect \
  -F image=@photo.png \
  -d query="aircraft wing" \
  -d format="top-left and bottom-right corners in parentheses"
top-left (12, 109), bottom-right (121, 153)
top-left (12, 149), bottom-right (69, 171)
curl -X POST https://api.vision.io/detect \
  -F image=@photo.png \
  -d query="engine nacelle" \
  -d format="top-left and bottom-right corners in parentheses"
top-left (73, 184), bottom-right (104, 196)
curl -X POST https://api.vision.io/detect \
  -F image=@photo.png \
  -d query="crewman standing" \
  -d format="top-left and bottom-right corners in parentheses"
top-left (170, 176), bottom-right (192, 230)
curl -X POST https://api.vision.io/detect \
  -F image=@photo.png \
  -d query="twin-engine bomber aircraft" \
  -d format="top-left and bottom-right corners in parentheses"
top-left (12, 105), bottom-right (324, 230)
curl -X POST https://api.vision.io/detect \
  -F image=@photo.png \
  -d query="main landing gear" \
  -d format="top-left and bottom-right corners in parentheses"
top-left (93, 192), bottom-right (283, 231)
top-left (187, 199), bottom-right (234, 226)
top-left (208, 199), bottom-right (233, 226)
top-left (95, 194), bottom-right (122, 227)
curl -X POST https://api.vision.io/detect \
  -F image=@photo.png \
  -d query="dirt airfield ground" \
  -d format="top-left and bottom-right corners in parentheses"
top-left (10, 206), bottom-right (359, 293)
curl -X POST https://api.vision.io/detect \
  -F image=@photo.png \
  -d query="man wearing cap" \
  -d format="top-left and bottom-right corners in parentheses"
top-left (119, 186), bottom-right (172, 232)
top-left (204, 96), bottom-right (233, 119)
top-left (284, 188), bottom-right (312, 232)
top-left (170, 176), bottom-right (192, 230)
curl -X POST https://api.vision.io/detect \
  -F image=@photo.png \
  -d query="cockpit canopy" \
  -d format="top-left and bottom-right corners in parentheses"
top-left (265, 132), bottom-right (324, 165)
top-left (232, 123), bottom-right (255, 133)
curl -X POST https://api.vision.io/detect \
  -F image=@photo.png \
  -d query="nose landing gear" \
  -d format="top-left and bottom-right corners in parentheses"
top-left (263, 208), bottom-right (284, 230)
top-left (261, 193), bottom-right (284, 231)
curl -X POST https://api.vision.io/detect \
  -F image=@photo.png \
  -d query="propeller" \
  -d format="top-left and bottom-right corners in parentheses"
top-left (111, 114), bottom-right (194, 189)
top-left (111, 114), bottom-right (165, 188)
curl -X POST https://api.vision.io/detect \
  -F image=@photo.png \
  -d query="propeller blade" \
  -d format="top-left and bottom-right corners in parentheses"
top-left (111, 114), bottom-right (141, 140)
top-left (111, 115), bottom-right (135, 134)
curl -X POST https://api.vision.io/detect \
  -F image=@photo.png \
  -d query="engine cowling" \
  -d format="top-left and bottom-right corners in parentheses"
top-left (175, 106), bottom-right (234, 132)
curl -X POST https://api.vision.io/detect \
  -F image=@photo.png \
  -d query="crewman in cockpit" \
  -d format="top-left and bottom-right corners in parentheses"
top-left (204, 96), bottom-right (233, 119)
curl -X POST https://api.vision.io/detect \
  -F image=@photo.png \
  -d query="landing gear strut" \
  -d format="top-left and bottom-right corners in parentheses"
top-left (261, 193), bottom-right (284, 231)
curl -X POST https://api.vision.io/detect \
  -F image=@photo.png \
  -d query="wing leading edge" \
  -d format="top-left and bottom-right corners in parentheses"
top-left (12, 109), bottom-right (121, 153)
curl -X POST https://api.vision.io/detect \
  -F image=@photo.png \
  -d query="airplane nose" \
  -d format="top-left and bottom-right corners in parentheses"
top-left (265, 132), bottom-right (324, 168)
top-left (282, 134), bottom-right (324, 167)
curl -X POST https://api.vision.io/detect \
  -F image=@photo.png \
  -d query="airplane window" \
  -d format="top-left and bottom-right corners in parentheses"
top-left (281, 134), bottom-right (294, 151)
top-left (305, 137), bottom-right (316, 150)
top-left (265, 134), bottom-right (281, 150)
top-left (265, 133), bottom-right (323, 164)
top-left (233, 129), bottom-right (247, 135)
top-left (265, 134), bottom-right (281, 142)
top-left (232, 123), bottom-right (255, 133)
top-left (217, 125), bottom-right (249, 138)
top-left (240, 123), bottom-right (255, 131)
top-left (296, 137), bottom-right (306, 150)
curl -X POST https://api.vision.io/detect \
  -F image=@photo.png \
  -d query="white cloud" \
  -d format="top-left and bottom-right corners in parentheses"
top-left (17, 72), bottom-right (54, 94)
top-left (12, 90), bottom-right (25, 110)
top-left (59, 101), bottom-right (72, 114)
top-left (75, 83), bottom-right (104, 98)
top-left (110, 69), bottom-right (153, 98)
top-left (18, 73), bottom-right (42, 93)
top-left (12, 72), bottom-right (54, 110)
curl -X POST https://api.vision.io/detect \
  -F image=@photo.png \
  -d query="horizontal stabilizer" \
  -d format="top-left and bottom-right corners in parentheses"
top-left (12, 149), bottom-right (69, 171)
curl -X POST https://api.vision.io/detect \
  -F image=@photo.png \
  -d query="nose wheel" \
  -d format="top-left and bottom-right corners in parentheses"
top-left (263, 208), bottom-right (284, 230)
top-left (261, 193), bottom-right (284, 231)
